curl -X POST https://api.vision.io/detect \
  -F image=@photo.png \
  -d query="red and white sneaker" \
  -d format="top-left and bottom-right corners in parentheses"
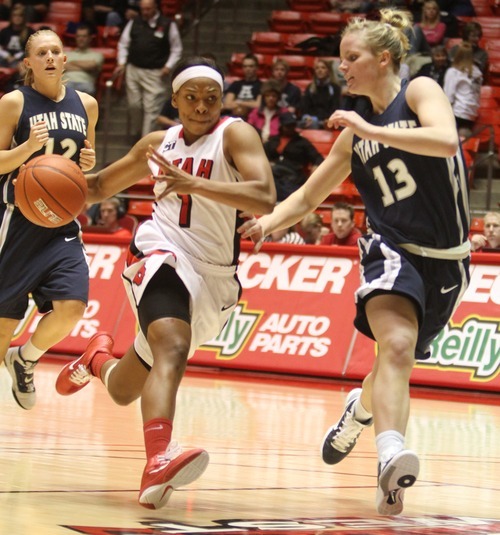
top-left (55, 332), bottom-right (114, 396)
top-left (139, 441), bottom-right (209, 510)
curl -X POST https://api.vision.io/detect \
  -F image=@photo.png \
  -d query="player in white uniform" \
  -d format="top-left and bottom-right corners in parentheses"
top-left (55, 56), bottom-right (276, 510)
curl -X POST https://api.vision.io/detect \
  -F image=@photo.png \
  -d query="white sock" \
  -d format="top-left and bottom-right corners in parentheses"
top-left (376, 430), bottom-right (405, 465)
top-left (353, 398), bottom-right (372, 423)
top-left (103, 362), bottom-right (118, 389)
top-left (19, 339), bottom-right (45, 363)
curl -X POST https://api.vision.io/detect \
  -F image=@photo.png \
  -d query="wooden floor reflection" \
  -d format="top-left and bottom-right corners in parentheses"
top-left (0, 358), bottom-right (498, 535)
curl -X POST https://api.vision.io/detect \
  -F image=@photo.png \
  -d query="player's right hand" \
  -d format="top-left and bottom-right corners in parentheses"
top-left (238, 211), bottom-right (265, 254)
top-left (28, 121), bottom-right (49, 152)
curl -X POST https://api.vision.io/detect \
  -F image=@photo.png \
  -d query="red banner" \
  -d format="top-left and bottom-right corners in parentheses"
top-left (13, 235), bottom-right (500, 392)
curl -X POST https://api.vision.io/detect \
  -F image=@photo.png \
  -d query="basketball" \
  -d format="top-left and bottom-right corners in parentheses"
top-left (15, 154), bottom-right (88, 228)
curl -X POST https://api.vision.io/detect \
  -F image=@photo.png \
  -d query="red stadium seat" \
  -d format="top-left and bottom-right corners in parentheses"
top-left (300, 128), bottom-right (340, 157)
top-left (268, 10), bottom-right (308, 33)
top-left (286, 0), bottom-right (331, 12)
top-left (282, 33), bottom-right (321, 55)
top-left (308, 12), bottom-right (349, 35)
top-left (247, 32), bottom-right (284, 55)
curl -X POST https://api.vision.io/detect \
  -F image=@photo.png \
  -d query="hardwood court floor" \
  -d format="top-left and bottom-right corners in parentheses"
top-left (0, 358), bottom-right (499, 535)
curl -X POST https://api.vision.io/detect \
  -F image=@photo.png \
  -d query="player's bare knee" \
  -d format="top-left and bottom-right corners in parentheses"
top-left (53, 300), bottom-right (86, 325)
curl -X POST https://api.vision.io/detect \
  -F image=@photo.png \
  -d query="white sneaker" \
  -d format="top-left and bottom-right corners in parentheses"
top-left (376, 449), bottom-right (419, 515)
top-left (5, 347), bottom-right (38, 410)
top-left (321, 388), bottom-right (373, 464)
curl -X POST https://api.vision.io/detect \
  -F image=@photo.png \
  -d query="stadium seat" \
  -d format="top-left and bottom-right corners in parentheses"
top-left (286, 0), bottom-right (331, 12)
top-left (45, 1), bottom-right (82, 26)
top-left (282, 33), bottom-right (321, 55)
top-left (461, 136), bottom-right (481, 186)
top-left (300, 128), bottom-right (340, 157)
top-left (308, 12), bottom-right (349, 35)
top-left (247, 32), bottom-right (284, 55)
top-left (470, 216), bottom-right (484, 233)
top-left (268, 10), bottom-right (308, 33)
top-left (486, 62), bottom-right (500, 87)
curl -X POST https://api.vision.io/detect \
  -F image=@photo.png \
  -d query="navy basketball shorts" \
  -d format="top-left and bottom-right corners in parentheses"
top-left (354, 233), bottom-right (470, 360)
top-left (0, 206), bottom-right (89, 319)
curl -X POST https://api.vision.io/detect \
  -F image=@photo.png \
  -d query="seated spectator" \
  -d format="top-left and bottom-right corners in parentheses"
top-left (297, 212), bottom-right (326, 245)
top-left (265, 226), bottom-right (306, 245)
top-left (449, 21), bottom-right (488, 77)
top-left (264, 112), bottom-right (324, 201)
top-left (299, 58), bottom-right (342, 130)
top-left (13, 0), bottom-right (49, 23)
top-left (0, 6), bottom-right (34, 69)
top-left (403, 23), bottom-right (432, 78)
top-left (437, 0), bottom-right (475, 17)
top-left (64, 24), bottom-right (104, 97)
top-left (412, 44), bottom-right (450, 87)
top-left (223, 53), bottom-right (262, 120)
top-left (156, 96), bottom-right (179, 129)
top-left (103, 0), bottom-right (140, 28)
top-left (247, 79), bottom-right (287, 143)
top-left (269, 58), bottom-right (302, 114)
top-left (320, 202), bottom-right (363, 246)
top-left (417, 0), bottom-right (446, 47)
top-left (470, 212), bottom-right (500, 252)
top-left (443, 42), bottom-right (482, 138)
top-left (88, 197), bottom-right (132, 238)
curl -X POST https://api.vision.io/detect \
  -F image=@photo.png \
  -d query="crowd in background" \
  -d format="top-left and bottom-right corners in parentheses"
top-left (0, 0), bottom-right (497, 250)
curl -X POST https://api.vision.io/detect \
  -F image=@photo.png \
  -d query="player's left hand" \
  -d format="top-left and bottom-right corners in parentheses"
top-left (80, 140), bottom-right (96, 172)
top-left (237, 211), bottom-right (266, 253)
top-left (147, 145), bottom-right (196, 199)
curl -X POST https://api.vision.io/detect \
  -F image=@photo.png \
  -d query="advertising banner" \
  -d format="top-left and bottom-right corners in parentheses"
top-left (13, 236), bottom-right (500, 392)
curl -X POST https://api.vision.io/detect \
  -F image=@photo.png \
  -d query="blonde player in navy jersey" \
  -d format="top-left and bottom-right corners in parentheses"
top-left (239, 9), bottom-right (470, 516)
top-left (56, 57), bottom-right (276, 510)
top-left (0, 29), bottom-right (97, 411)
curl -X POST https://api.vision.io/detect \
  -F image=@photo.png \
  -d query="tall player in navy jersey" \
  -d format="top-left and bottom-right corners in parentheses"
top-left (0, 30), bottom-right (98, 410)
top-left (239, 9), bottom-right (470, 515)
top-left (55, 57), bottom-right (276, 509)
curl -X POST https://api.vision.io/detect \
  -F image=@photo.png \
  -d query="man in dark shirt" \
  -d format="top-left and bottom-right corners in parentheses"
top-left (222, 53), bottom-right (262, 119)
top-left (115, 0), bottom-right (183, 137)
top-left (264, 112), bottom-right (324, 201)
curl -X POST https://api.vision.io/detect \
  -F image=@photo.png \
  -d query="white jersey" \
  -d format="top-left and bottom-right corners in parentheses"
top-left (148, 116), bottom-right (244, 267)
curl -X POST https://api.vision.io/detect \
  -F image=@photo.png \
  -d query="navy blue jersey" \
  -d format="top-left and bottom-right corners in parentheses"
top-left (0, 86), bottom-right (88, 205)
top-left (351, 79), bottom-right (470, 250)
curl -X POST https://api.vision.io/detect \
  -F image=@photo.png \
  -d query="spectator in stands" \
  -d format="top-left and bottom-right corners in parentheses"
top-left (412, 44), bottom-right (450, 87)
top-left (437, 0), bottom-right (475, 17)
top-left (299, 58), bottom-right (342, 130)
top-left (320, 202), bottom-right (362, 246)
top-left (90, 196), bottom-right (133, 238)
top-left (444, 41), bottom-right (482, 138)
top-left (104, 0), bottom-right (141, 29)
top-left (449, 21), bottom-right (488, 76)
top-left (65, 24), bottom-right (104, 97)
top-left (12, 0), bottom-right (49, 23)
top-left (265, 226), bottom-right (306, 245)
top-left (222, 53), bottom-right (262, 120)
top-left (416, 0), bottom-right (446, 47)
top-left (403, 23), bottom-right (431, 78)
top-left (269, 58), bottom-right (302, 114)
top-left (264, 112), bottom-right (324, 202)
top-left (470, 212), bottom-right (500, 252)
top-left (0, 5), bottom-right (34, 69)
top-left (156, 96), bottom-right (179, 129)
top-left (298, 212), bottom-right (326, 245)
top-left (247, 79), bottom-right (287, 143)
top-left (82, 0), bottom-right (115, 29)
top-left (115, 0), bottom-right (183, 137)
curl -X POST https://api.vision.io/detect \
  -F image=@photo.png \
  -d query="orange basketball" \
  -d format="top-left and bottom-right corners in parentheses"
top-left (15, 154), bottom-right (88, 228)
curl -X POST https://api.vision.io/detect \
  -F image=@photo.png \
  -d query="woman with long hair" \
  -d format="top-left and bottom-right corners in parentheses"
top-left (0, 29), bottom-right (97, 411)
top-left (240, 9), bottom-right (470, 515)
